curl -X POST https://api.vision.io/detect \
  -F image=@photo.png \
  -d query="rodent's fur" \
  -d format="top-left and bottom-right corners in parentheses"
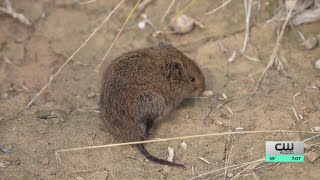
top-left (99, 42), bottom-right (205, 167)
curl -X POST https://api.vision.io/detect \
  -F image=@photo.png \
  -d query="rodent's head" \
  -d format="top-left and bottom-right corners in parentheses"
top-left (158, 42), bottom-right (206, 97)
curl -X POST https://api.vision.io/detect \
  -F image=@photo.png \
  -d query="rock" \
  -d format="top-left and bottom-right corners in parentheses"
top-left (170, 14), bottom-right (195, 34)
top-left (302, 35), bottom-right (318, 50)
top-left (313, 126), bottom-right (320, 132)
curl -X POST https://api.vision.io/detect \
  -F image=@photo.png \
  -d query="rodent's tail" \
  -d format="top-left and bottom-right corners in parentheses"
top-left (137, 144), bottom-right (186, 168)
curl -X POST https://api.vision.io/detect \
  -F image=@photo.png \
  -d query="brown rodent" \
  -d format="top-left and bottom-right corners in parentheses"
top-left (99, 42), bottom-right (205, 167)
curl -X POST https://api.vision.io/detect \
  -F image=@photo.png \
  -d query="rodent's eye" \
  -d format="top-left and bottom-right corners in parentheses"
top-left (190, 77), bottom-right (195, 82)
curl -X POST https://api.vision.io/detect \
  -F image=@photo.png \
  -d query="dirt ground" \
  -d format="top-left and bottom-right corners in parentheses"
top-left (0, 0), bottom-right (320, 179)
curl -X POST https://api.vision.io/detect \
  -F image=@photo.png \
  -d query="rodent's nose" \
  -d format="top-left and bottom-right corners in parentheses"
top-left (192, 85), bottom-right (204, 97)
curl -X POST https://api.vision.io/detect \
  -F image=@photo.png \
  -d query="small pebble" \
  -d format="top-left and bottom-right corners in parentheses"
top-left (87, 92), bottom-right (97, 99)
top-left (42, 157), bottom-right (49, 165)
top-left (138, 20), bottom-right (147, 29)
top-left (180, 141), bottom-right (187, 150)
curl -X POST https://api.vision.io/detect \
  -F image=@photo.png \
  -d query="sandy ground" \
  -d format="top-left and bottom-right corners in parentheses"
top-left (0, 0), bottom-right (320, 179)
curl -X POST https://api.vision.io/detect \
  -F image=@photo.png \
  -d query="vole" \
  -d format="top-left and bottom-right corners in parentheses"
top-left (99, 42), bottom-right (205, 167)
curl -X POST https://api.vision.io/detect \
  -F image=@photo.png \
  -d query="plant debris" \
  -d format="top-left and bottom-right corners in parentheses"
top-left (163, 147), bottom-right (175, 174)
top-left (180, 141), bottom-right (187, 150)
top-left (0, 161), bottom-right (10, 168)
top-left (0, 146), bottom-right (13, 154)
top-left (198, 157), bottom-right (211, 164)
top-left (0, 0), bottom-right (31, 26)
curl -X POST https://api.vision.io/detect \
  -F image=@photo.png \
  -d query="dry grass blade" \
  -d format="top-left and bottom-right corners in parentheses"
top-left (292, 92), bottom-right (304, 120)
top-left (79, 0), bottom-right (97, 5)
top-left (251, 0), bottom-right (298, 94)
top-left (55, 130), bottom-right (319, 177)
top-left (96, 0), bottom-right (141, 70)
top-left (206, 0), bottom-right (232, 15)
top-left (188, 158), bottom-right (264, 180)
top-left (198, 157), bottom-right (211, 164)
top-left (136, 0), bottom-right (154, 17)
top-left (55, 130), bottom-right (319, 154)
top-left (223, 141), bottom-right (233, 180)
top-left (55, 151), bottom-right (63, 177)
top-left (161, 0), bottom-right (176, 22)
top-left (303, 133), bottom-right (320, 142)
top-left (241, 0), bottom-right (253, 54)
top-left (244, 55), bottom-right (261, 62)
top-left (173, 0), bottom-right (196, 20)
top-left (292, 106), bottom-right (300, 121)
top-left (23, 0), bottom-right (124, 109)
top-left (230, 159), bottom-right (264, 179)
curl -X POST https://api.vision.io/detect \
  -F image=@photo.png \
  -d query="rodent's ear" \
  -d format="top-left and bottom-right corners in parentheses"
top-left (158, 42), bottom-right (171, 49)
top-left (164, 60), bottom-right (184, 80)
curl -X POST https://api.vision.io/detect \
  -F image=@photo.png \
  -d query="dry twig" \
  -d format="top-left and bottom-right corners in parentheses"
top-left (241, 0), bottom-right (253, 54)
top-left (251, 0), bottom-right (298, 94)
top-left (79, 0), bottom-right (97, 5)
top-left (189, 158), bottom-right (264, 180)
top-left (136, 0), bottom-right (154, 18)
top-left (0, 0), bottom-right (31, 26)
top-left (173, 0), bottom-right (196, 20)
top-left (161, 0), bottom-right (176, 22)
top-left (55, 130), bottom-right (319, 156)
top-left (206, 0), bottom-right (233, 15)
